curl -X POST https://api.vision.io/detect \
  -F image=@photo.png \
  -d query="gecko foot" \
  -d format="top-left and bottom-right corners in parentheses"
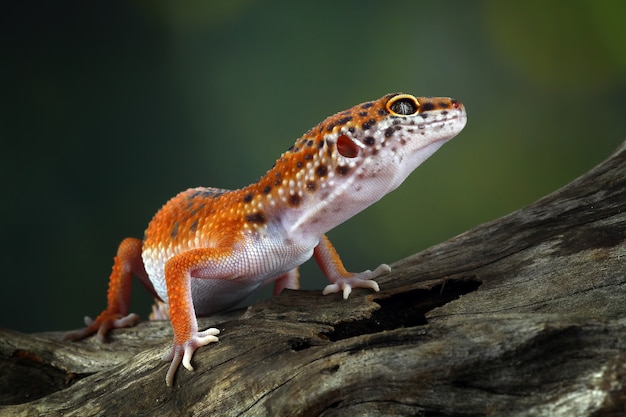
top-left (322, 263), bottom-right (391, 299)
top-left (163, 327), bottom-right (220, 386)
top-left (64, 312), bottom-right (141, 342)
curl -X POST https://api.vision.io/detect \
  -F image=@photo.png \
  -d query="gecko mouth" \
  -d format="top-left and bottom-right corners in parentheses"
top-left (408, 113), bottom-right (467, 134)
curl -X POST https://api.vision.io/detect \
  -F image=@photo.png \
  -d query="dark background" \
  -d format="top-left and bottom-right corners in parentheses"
top-left (3, 1), bottom-right (626, 333)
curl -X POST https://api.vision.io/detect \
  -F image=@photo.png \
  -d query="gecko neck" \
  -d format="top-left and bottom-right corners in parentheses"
top-left (236, 94), bottom-right (467, 244)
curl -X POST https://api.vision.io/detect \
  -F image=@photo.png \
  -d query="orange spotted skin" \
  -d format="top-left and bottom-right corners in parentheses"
top-left (66, 93), bottom-right (467, 386)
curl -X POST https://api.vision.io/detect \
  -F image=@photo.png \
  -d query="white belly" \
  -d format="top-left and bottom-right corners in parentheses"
top-left (142, 233), bottom-right (316, 316)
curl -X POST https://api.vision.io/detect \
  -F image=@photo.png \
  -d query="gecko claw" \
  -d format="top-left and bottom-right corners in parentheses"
top-left (64, 312), bottom-right (141, 342)
top-left (343, 285), bottom-right (352, 299)
top-left (322, 263), bottom-right (389, 299)
top-left (322, 278), bottom-right (379, 299)
top-left (164, 327), bottom-right (220, 386)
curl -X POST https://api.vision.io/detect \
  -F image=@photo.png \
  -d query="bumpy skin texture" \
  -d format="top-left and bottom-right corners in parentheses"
top-left (65, 93), bottom-right (467, 386)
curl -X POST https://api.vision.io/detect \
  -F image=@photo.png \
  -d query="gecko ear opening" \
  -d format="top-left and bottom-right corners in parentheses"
top-left (336, 134), bottom-right (360, 158)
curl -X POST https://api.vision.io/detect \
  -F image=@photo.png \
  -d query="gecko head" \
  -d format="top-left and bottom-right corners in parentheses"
top-left (323, 93), bottom-right (467, 191)
top-left (337, 93), bottom-right (467, 196)
top-left (296, 93), bottom-right (467, 203)
top-left (253, 93), bottom-right (467, 234)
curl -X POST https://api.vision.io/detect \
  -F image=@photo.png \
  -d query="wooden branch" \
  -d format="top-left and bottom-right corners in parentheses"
top-left (2, 140), bottom-right (625, 417)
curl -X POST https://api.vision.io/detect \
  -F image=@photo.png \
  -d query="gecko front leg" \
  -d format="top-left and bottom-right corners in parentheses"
top-left (314, 234), bottom-right (390, 299)
top-left (159, 247), bottom-right (238, 386)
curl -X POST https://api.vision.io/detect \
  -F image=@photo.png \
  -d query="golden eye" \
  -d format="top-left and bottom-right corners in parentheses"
top-left (386, 94), bottom-right (420, 115)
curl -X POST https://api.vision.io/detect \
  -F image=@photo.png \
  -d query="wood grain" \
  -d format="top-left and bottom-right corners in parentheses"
top-left (2, 140), bottom-right (625, 417)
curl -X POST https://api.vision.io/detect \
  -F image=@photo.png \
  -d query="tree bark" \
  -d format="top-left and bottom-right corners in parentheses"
top-left (2, 140), bottom-right (625, 417)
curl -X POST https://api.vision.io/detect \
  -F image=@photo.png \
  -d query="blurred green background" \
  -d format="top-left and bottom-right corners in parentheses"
top-left (3, 1), bottom-right (625, 333)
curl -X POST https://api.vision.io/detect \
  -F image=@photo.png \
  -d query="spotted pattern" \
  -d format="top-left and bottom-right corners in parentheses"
top-left (143, 93), bottom-right (465, 255)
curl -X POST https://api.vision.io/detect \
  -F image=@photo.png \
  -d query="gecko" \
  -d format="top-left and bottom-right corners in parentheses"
top-left (65, 93), bottom-right (467, 386)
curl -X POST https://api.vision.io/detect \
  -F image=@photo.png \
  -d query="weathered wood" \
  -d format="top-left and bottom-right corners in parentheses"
top-left (1, 140), bottom-right (625, 417)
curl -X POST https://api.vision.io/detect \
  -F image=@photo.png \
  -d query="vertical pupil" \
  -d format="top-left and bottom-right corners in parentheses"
top-left (391, 99), bottom-right (417, 115)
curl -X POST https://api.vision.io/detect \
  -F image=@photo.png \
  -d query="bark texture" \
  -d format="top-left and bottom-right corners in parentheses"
top-left (2, 140), bottom-right (625, 417)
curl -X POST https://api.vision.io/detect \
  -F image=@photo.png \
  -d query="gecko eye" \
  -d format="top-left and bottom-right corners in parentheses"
top-left (387, 94), bottom-right (420, 116)
top-left (336, 134), bottom-right (360, 158)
